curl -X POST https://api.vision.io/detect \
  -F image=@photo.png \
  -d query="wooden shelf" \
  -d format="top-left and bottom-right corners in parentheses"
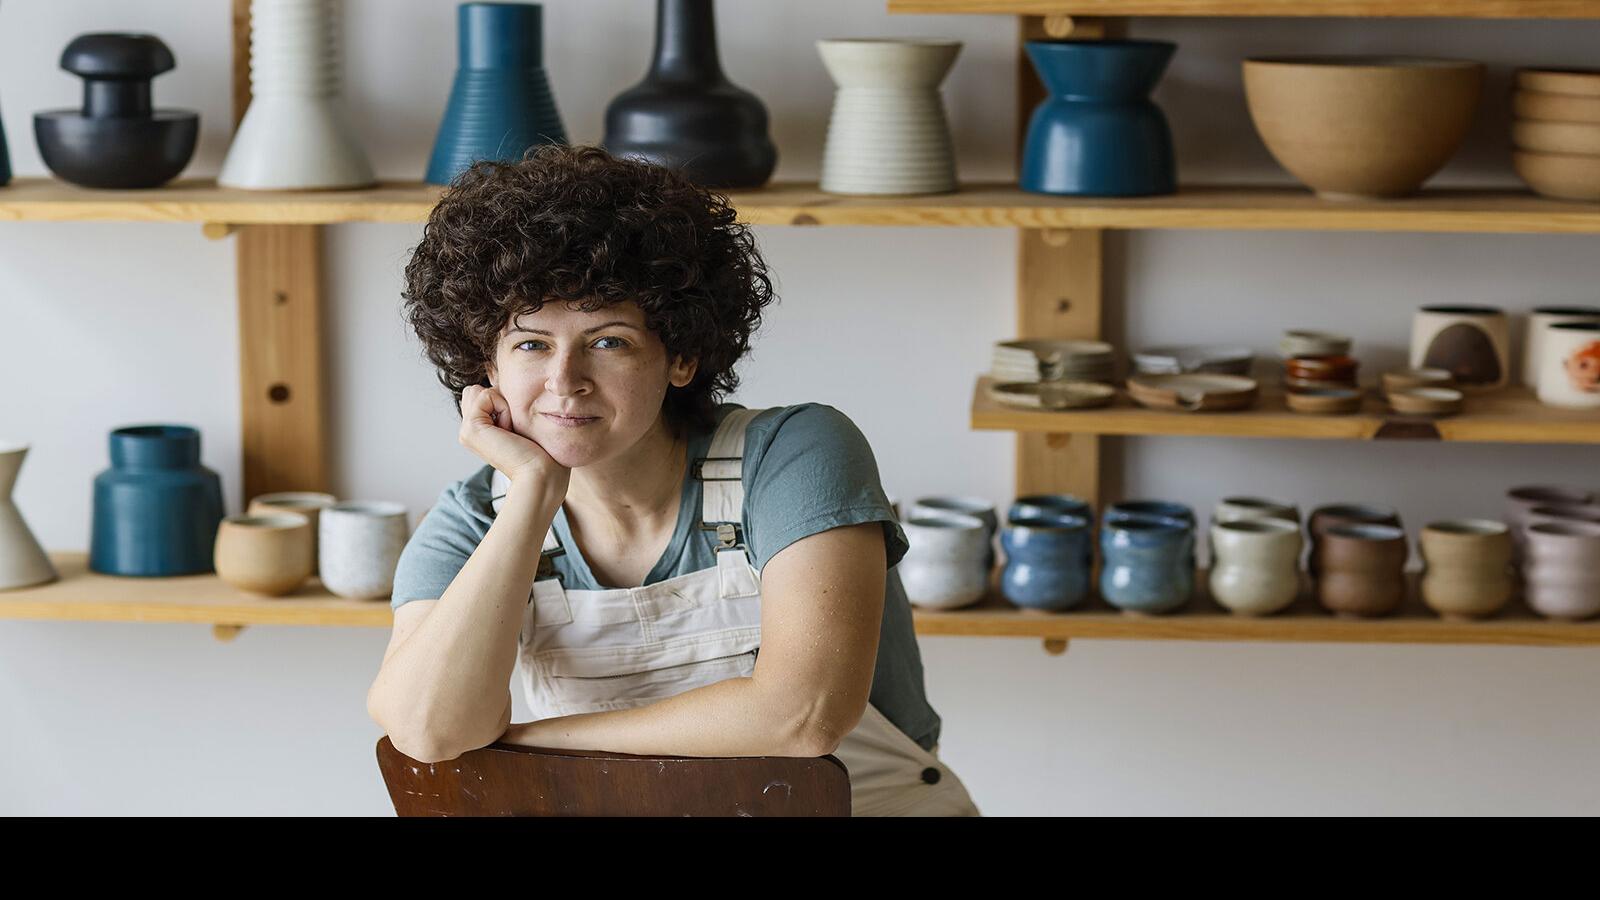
top-left (972, 376), bottom-right (1600, 444)
top-left (5, 178), bottom-right (1600, 232)
top-left (888, 0), bottom-right (1600, 18)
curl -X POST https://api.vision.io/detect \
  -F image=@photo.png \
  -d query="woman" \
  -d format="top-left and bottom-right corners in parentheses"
top-left (366, 145), bottom-right (981, 817)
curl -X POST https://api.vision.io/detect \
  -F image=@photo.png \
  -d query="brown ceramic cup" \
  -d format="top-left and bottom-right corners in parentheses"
top-left (1419, 519), bottom-right (1513, 619)
top-left (248, 491), bottom-right (337, 575)
top-left (1316, 523), bottom-right (1408, 618)
top-left (1308, 503), bottom-right (1403, 576)
top-left (214, 513), bottom-right (314, 597)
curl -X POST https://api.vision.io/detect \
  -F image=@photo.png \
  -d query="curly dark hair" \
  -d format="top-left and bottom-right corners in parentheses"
top-left (401, 144), bottom-right (776, 439)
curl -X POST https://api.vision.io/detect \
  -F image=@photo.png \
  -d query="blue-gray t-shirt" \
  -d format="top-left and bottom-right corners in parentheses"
top-left (390, 402), bottom-right (942, 752)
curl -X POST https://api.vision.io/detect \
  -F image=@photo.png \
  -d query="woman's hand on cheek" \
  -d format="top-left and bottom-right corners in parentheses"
top-left (458, 385), bottom-right (572, 497)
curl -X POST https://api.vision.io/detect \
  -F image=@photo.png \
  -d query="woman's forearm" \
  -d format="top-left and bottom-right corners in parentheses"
top-left (371, 477), bottom-right (562, 760)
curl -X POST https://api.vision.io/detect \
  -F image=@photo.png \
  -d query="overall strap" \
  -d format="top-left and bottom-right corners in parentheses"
top-left (696, 407), bottom-right (767, 550)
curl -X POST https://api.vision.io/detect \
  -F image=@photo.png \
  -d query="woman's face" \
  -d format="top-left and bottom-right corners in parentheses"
top-left (486, 299), bottom-right (696, 468)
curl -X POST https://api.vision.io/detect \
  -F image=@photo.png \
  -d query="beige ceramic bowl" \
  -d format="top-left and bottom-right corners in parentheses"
top-left (1388, 386), bottom-right (1465, 416)
top-left (1514, 89), bottom-right (1600, 124)
top-left (1512, 120), bottom-right (1600, 156)
top-left (1242, 56), bottom-right (1483, 199)
top-left (1516, 68), bottom-right (1600, 98)
top-left (1383, 367), bottom-right (1455, 394)
top-left (248, 491), bottom-right (336, 574)
top-left (1514, 150), bottom-right (1600, 201)
top-left (215, 513), bottom-right (314, 596)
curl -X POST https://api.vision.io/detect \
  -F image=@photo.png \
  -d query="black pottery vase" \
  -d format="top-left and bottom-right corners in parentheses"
top-left (602, 0), bottom-right (776, 188)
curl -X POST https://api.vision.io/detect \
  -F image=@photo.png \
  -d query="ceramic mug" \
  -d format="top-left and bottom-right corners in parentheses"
top-left (1307, 503), bottom-right (1402, 577)
top-left (248, 491), bottom-right (336, 575)
top-left (215, 513), bottom-right (314, 597)
top-left (910, 496), bottom-right (998, 571)
top-left (1105, 499), bottom-right (1194, 572)
top-left (1419, 519), bottom-right (1513, 619)
top-left (1316, 523), bottom-right (1408, 618)
top-left (899, 511), bottom-right (989, 610)
top-left (319, 501), bottom-right (409, 600)
top-left (1099, 518), bottom-right (1192, 615)
top-left (1410, 304), bottom-right (1510, 393)
top-left (1506, 485), bottom-right (1595, 560)
top-left (1536, 321), bottom-right (1600, 409)
top-left (1009, 494), bottom-right (1093, 567)
top-left (1521, 305), bottom-right (1600, 388)
top-left (1000, 515), bottom-right (1092, 611)
top-left (1522, 521), bottom-right (1600, 620)
top-left (1208, 518), bottom-right (1303, 616)
top-left (1212, 496), bottom-right (1300, 525)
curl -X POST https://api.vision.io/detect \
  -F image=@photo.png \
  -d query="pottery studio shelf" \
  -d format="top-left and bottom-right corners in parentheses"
top-left (972, 376), bottom-right (1600, 444)
top-left (886, 1), bottom-right (1600, 17)
top-left (5, 553), bottom-right (1597, 648)
top-left (5, 177), bottom-right (1600, 233)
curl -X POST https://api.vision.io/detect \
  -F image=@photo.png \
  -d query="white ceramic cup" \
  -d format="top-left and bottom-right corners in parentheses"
top-left (1208, 518), bottom-right (1303, 616)
top-left (319, 500), bottom-right (409, 599)
top-left (1521, 306), bottom-right (1600, 388)
top-left (1410, 304), bottom-right (1510, 393)
top-left (898, 511), bottom-right (989, 610)
top-left (1536, 321), bottom-right (1600, 409)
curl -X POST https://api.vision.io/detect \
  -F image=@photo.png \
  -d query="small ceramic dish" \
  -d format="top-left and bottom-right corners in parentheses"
top-left (1285, 387), bottom-right (1363, 415)
top-left (1132, 345), bottom-right (1254, 376)
top-left (1382, 367), bottom-right (1455, 394)
top-left (1279, 330), bottom-right (1352, 359)
top-left (1286, 376), bottom-right (1360, 393)
top-left (1388, 386), bottom-right (1465, 416)
top-left (1516, 68), bottom-right (1600, 98)
top-left (1285, 355), bottom-right (1359, 384)
top-left (993, 339), bottom-right (1116, 383)
top-left (1127, 373), bottom-right (1259, 412)
top-left (988, 380), bottom-right (1116, 411)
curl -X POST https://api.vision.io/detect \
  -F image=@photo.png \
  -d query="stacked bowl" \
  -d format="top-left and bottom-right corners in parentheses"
top-left (1513, 68), bottom-right (1600, 201)
top-left (991, 339), bottom-right (1116, 384)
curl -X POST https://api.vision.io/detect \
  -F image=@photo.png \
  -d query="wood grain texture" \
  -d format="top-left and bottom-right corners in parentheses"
top-left (890, 0), bottom-right (1600, 17)
top-left (974, 376), bottom-right (1600, 444)
top-left (377, 737), bottom-right (852, 816)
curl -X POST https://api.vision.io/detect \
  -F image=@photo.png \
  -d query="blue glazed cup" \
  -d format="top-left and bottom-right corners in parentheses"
top-left (1020, 39), bottom-right (1177, 196)
top-left (1000, 515), bottom-right (1091, 611)
top-left (1100, 518), bottom-right (1193, 614)
top-left (90, 425), bottom-right (225, 576)
top-left (1010, 494), bottom-right (1094, 568)
top-left (1105, 499), bottom-right (1194, 570)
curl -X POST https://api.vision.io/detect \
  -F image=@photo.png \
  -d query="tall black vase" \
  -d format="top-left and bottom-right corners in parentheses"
top-left (601, 0), bottom-right (776, 188)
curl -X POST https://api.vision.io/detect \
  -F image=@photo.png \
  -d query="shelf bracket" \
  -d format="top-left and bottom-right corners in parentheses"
top-left (1042, 638), bottom-right (1069, 655)
top-left (202, 222), bottom-right (237, 241)
top-left (212, 623), bottom-right (246, 642)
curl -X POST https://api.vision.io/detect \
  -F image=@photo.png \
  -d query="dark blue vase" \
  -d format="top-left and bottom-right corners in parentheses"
top-left (90, 425), bottom-right (224, 576)
top-left (1020, 39), bottom-right (1176, 196)
top-left (1, 95), bottom-right (10, 186)
top-left (425, 2), bottom-right (566, 186)
top-left (1100, 518), bottom-right (1193, 615)
top-left (1001, 516), bottom-right (1091, 612)
top-left (601, 0), bottom-right (776, 188)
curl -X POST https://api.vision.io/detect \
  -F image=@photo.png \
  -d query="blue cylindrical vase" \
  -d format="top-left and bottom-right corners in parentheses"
top-left (1001, 516), bottom-right (1091, 611)
top-left (90, 425), bottom-right (224, 576)
top-left (1100, 518), bottom-right (1193, 614)
top-left (1020, 39), bottom-right (1176, 196)
top-left (425, 2), bottom-right (567, 186)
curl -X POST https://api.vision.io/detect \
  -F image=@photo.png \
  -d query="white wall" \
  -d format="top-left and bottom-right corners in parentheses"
top-left (2, 1), bottom-right (1598, 815)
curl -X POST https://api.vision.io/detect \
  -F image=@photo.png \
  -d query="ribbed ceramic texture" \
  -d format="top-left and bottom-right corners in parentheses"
top-left (819, 40), bottom-right (959, 195)
top-left (0, 442), bottom-right (57, 590)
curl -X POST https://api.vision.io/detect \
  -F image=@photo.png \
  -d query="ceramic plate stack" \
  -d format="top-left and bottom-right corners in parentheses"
top-left (1132, 345), bottom-right (1253, 376)
top-left (818, 39), bottom-right (960, 195)
top-left (1512, 68), bottom-right (1600, 201)
top-left (992, 339), bottom-right (1116, 384)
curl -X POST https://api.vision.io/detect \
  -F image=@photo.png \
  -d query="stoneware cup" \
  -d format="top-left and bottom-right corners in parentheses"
top-left (1536, 321), bottom-right (1600, 409)
top-left (1410, 304), bottom-right (1511, 393)
top-left (1209, 518), bottom-right (1303, 616)
top-left (910, 496), bottom-right (998, 571)
top-left (248, 491), bottom-right (336, 575)
top-left (1419, 519), bottom-right (1513, 619)
top-left (1316, 523), bottom-right (1408, 618)
top-left (1308, 503), bottom-right (1402, 576)
top-left (1527, 504), bottom-right (1600, 533)
top-left (319, 500), bottom-right (409, 600)
top-left (1105, 499), bottom-right (1195, 571)
top-left (1506, 485), bottom-right (1595, 560)
top-left (1522, 521), bottom-right (1600, 620)
top-left (1521, 305), bottom-right (1600, 388)
top-left (1212, 496), bottom-right (1301, 526)
top-left (1009, 493), bottom-right (1093, 568)
top-left (214, 512), bottom-right (314, 597)
top-left (1100, 518), bottom-right (1193, 615)
top-left (1000, 515), bottom-right (1092, 612)
top-left (899, 511), bottom-right (989, 610)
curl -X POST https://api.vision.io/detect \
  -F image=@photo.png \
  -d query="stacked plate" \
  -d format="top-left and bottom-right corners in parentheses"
top-left (1512, 68), bottom-right (1600, 201)
top-left (992, 339), bottom-right (1117, 384)
top-left (1132, 345), bottom-right (1253, 376)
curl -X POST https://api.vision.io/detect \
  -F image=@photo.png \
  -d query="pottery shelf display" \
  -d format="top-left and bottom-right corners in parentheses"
top-left (34, 33), bottom-right (199, 189)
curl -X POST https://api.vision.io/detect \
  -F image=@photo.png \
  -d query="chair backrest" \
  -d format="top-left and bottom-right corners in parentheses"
top-left (376, 737), bottom-right (852, 816)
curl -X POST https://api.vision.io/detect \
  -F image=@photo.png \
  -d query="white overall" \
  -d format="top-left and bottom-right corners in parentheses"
top-left (490, 408), bottom-right (980, 817)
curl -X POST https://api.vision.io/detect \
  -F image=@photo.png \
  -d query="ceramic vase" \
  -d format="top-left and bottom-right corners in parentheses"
top-left (0, 89), bottom-right (9, 186)
top-left (1523, 522), bottom-right (1600, 620)
top-left (1419, 519), bottom-right (1513, 619)
top-left (426, 1), bottom-right (565, 186)
top-left (1209, 518), bottom-right (1302, 616)
top-left (215, 513), bottom-right (314, 596)
top-left (33, 33), bottom-right (198, 188)
top-left (899, 511), bottom-right (989, 610)
top-left (1000, 516), bottom-right (1091, 611)
top-left (220, 0), bottom-right (375, 190)
top-left (0, 441), bottom-right (56, 590)
top-left (1020, 39), bottom-right (1177, 196)
top-left (1308, 503), bottom-right (1401, 577)
top-left (248, 491), bottom-right (336, 575)
top-left (1100, 518), bottom-right (1192, 615)
top-left (1536, 321), bottom-right (1600, 409)
top-left (1522, 306), bottom-right (1600, 388)
top-left (1410, 305), bottom-right (1511, 393)
top-left (90, 425), bottom-right (224, 576)
top-left (909, 496), bottom-right (997, 572)
top-left (818, 39), bottom-right (960, 196)
top-left (603, 0), bottom-right (775, 188)
top-left (1316, 523), bottom-right (1407, 618)
top-left (319, 501), bottom-right (409, 599)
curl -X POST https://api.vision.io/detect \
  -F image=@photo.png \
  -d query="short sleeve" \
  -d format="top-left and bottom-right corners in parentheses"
top-left (389, 480), bottom-right (492, 611)
top-left (742, 404), bottom-right (910, 572)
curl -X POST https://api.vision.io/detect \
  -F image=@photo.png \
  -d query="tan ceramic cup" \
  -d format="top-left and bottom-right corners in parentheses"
top-left (1316, 523), bottom-right (1407, 618)
top-left (1419, 519), bottom-right (1513, 619)
top-left (215, 513), bottom-right (314, 597)
top-left (248, 492), bottom-right (336, 575)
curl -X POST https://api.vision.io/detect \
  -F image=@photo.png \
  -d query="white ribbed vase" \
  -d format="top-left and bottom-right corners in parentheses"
top-left (818, 39), bottom-right (960, 196)
top-left (0, 441), bottom-right (57, 591)
top-left (219, 0), bottom-right (375, 189)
